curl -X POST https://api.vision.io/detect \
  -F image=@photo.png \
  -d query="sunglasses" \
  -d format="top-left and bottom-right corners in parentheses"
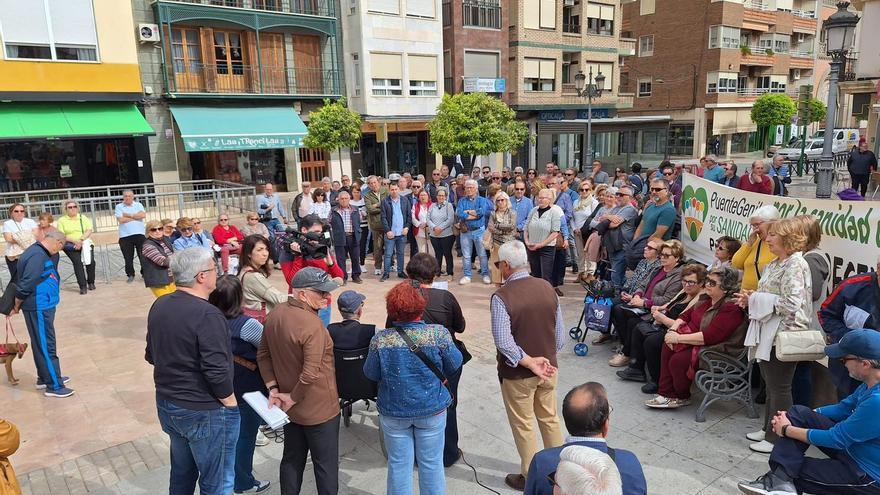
top-left (659, 252), bottom-right (673, 258)
top-left (650, 187), bottom-right (667, 192)
top-left (12, 209), bottom-right (24, 213)
top-left (248, 217), bottom-right (258, 221)
top-left (515, 188), bottom-right (526, 191)
top-left (219, 218), bottom-right (229, 222)
top-left (565, 172), bottom-right (575, 176)
top-left (705, 279), bottom-right (719, 288)
top-left (492, 177), bottom-right (502, 181)
top-left (149, 227), bottom-right (163, 232)
top-left (432, 173), bottom-right (440, 176)
top-left (67, 205), bottom-right (78, 209)
top-left (663, 172), bottom-right (674, 176)
top-left (181, 227), bottom-right (193, 232)
top-left (580, 188), bottom-right (591, 192)
top-left (496, 198), bottom-right (507, 202)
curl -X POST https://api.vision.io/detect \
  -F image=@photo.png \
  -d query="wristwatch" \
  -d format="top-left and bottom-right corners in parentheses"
top-left (781, 425), bottom-right (790, 438)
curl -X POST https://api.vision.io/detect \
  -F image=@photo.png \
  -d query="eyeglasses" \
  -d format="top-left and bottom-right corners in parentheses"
top-left (193, 221), bottom-right (201, 225)
top-left (482, 170), bottom-right (491, 175)
top-left (181, 227), bottom-right (193, 232)
top-left (515, 188), bottom-right (526, 191)
top-left (199, 266), bottom-right (217, 275)
top-left (645, 245), bottom-right (659, 251)
top-left (219, 218), bottom-right (229, 222)
top-left (432, 173), bottom-right (440, 176)
top-left (492, 177), bottom-right (502, 181)
top-left (149, 227), bottom-right (163, 232)
top-left (307, 289), bottom-right (331, 299)
top-left (615, 192), bottom-right (630, 197)
top-left (659, 252), bottom-right (673, 258)
top-left (565, 172), bottom-right (575, 176)
top-left (682, 279), bottom-right (701, 287)
top-left (496, 198), bottom-right (507, 202)
top-left (840, 357), bottom-right (863, 365)
top-left (705, 279), bottom-right (719, 288)
top-left (12, 209), bottom-right (24, 213)
top-left (67, 205), bottom-right (78, 209)
top-left (547, 471), bottom-right (557, 487)
top-left (650, 187), bottom-right (667, 192)
top-left (580, 188), bottom-right (592, 192)
top-left (663, 172), bottom-right (674, 176)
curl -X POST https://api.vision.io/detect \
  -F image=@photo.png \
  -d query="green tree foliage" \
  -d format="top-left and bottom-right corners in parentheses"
top-left (750, 93), bottom-right (796, 152)
top-left (807, 98), bottom-right (827, 123)
top-left (427, 93), bottom-right (530, 165)
top-left (303, 98), bottom-right (363, 178)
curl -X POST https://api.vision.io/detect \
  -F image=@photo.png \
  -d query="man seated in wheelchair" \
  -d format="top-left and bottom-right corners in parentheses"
top-left (327, 290), bottom-right (375, 351)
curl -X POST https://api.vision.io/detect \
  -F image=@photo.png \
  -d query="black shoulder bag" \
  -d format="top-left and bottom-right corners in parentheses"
top-left (394, 327), bottom-right (455, 399)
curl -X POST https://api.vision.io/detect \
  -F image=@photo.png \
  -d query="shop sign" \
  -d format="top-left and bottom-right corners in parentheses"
top-left (576, 108), bottom-right (611, 120)
top-left (538, 110), bottom-right (566, 121)
top-left (462, 78), bottom-right (506, 93)
top-left (183, 135), bottom-right (305, 152)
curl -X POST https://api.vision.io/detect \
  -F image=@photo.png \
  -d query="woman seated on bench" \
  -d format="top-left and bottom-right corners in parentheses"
top-left (645, 266), bottom-right (746, 410)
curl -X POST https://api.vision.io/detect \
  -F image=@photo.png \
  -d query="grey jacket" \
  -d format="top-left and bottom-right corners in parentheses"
top-left (645, 263), bottom-right (684, 307)
top-left (427, 201), bottom-right (455, 238)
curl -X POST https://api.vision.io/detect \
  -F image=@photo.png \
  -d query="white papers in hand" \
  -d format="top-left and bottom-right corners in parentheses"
top-left (243, 391), bottom-right (290, 430)
top-left (431, 281), bottom-right (449, 290)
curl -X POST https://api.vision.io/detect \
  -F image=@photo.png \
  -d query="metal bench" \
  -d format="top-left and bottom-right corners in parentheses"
top-left (693, 349), bottom-right (758, 423)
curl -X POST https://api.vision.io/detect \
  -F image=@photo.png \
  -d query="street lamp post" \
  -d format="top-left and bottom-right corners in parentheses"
top-left (574, 67), bottom-right (605, 172)
top-left (817, 2), bottom-right (859, 198)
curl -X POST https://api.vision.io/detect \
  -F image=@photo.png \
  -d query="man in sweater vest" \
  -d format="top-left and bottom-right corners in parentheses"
top-left (491, 240), bottom-right (565, 491)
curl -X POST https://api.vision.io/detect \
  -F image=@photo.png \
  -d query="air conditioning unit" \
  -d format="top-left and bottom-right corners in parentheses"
top-left (564, 0), bottom-right (576, 5)
top-left (791, 69), bottom-right (801, 80)
top-left (138, 23), bottom-right (160, 43)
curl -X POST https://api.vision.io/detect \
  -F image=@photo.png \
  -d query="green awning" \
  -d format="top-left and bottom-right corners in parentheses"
top-left (0, 102), bottom-right (155, 141)
top-left (170, 105), bottom-right (308, 152)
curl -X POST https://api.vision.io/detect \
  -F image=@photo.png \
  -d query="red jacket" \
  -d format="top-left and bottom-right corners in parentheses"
top-left (212, 225), bottom-right (244, 245)
top-left (737, 174), bottom-right (772, 195)
top-left (281, 256), bottom-right (344, 293)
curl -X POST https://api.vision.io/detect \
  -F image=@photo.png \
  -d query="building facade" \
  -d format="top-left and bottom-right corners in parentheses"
top-left (344, 0), bottom-right (444, 178)
top-left (507, 0), bottom-right (666, 171)
top-left (135, 0), bottom-right (344, 191)
top-left (0, 0), bottom-right (154, 193)
top-left (839, 0), bottom-right (879, 155)
top-left (618, 0), bottom-right (819, 158)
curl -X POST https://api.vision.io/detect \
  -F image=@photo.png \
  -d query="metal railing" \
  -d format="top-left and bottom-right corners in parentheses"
top-left (745, 0), bottom-right (770, 10)
top-left (790, 49), bottom-right (814, 57)
top-left (167, 65), bottom-right (341, 95)
top-left (0, 181), bottom-right (256, 233)
top-left (563, 22), bottom-right (581, 34)
top-left (178, 0), bottom-right (336, 16)
top-left (791, 8), bottom-right (816, 18)
top-left (463, 0), bottom-right (502, 29)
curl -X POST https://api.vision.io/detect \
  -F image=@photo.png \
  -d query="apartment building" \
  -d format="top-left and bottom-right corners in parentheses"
top-left (839, 0), bottom-right (879, 154)
top-left (0, 0), bottom-right (154, 192)
top-left (619, 0), bottom-right (820, 158)
top-left (344, 0), bottom-right (444, 177)
top-left (135, 0), bottom-right (343, 190)
top-left (507, 0), bottom-right (666, 170)
top-left (441, 0), bottom-right (509, 100)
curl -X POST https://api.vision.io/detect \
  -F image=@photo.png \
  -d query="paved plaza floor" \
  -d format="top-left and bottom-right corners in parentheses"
top-left (2, 255), bottom-right (775, 495)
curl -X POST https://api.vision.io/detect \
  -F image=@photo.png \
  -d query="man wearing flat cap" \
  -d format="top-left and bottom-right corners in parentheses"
top-left (327, 290), bottom-right (375, 351)
top-left (258, 267), bottom-right (341, 495)
top-left (739, 328), bottom-right (880, 495)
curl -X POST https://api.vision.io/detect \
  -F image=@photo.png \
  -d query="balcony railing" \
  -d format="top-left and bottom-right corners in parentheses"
top-left (745, 0), bottom-right (771, 10)
top-left (463, 0), bottom-right (502, 29)
top-left (167, 64), bottom-right (341, 95)
top-left (791, 8), bottom-right (816, 18)
top-left (175, 0), bottom-right (336, 17)
top-left (790, 49), bottom-right (814, 58)
top-left (737, 88), bottom-right (792, 96)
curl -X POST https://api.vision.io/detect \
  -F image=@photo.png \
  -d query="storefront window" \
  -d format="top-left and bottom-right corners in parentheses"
top-left (668, 125), bottom-right (694, 156)
top-left (199, 150), bottom-right (286, 189)
top-left (551, 133), bottom-right (583, 170)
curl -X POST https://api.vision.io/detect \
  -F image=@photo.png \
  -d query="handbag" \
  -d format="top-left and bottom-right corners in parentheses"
top-left (636, 320), bottom-right (665, 337)
top-left (481, 227), bottom-right (493, 247)
top-left (554, 231), bottom-right (565, 249)
top-left (0, 317), bottom-right (27, 358)
top-left (394, 327), bottom-right (455, 399)
top-left (584, 297), bottom-right (613, 333)
top-left (774, 329), bottom-right (827, 362)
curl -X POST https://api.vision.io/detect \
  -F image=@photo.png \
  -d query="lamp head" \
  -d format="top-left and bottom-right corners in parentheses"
top-left (574, 71), bottom-right (586, 92)
top-left (822, 2), bottom-right (859, 55)
top-left (594, 71), bottom-right (606, 92)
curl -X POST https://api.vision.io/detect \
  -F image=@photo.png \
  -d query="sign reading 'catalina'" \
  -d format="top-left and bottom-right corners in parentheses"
top-left (184, 135), bottom-right (305, 152)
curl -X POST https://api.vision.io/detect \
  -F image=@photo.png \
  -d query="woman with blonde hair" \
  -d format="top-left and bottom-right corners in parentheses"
top-left (3, 203), bottom-right (38, 282)
top-left (57, 199), bottom-right (95, 295)
top-left (141, 219), bottom-right (176, 297)
top-left (731, 205), bottom-right (780, 290)
top-left (572, 182), bottom-right (599, 275)
top-left (734, 217), bottom-right (813, 453)
top-left (487, 191), bottom-right (517, 284)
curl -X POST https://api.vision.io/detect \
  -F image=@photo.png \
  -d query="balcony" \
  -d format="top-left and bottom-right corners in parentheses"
top-left (170, 0), bottom-right (336, 18)
top-left (740, 46), bottom-right (776, 66)
top-left (736, 87), bottom-right (796, 101)
top-left (619, 38), bottom-right (636, 56)
top-left (563, 22), bottom-right (581, 35)
top-left (745, 0), bottom-right (771, 10)
top-left (463, 0), bottom-right (502, 29)
top-left (166, 65), bottom-right (341, 96)
top-left (617, 93), bottom-right (634, 109)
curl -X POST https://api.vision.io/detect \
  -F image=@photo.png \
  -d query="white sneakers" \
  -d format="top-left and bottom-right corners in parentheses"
top-left (608, 353), bottom-right (630, 367)
top-left (373, 268), bottom-right (382, 276)
top-left (644, 396), bottom-right (692, 409)
top-left (482, 276), bottom-right (492, 285)
top-left (746, 430), bottom-right (766, 442)
top-left (459, 276), bottom-right (471, 285)
top-left (749, 440), bottom-right (774, 454)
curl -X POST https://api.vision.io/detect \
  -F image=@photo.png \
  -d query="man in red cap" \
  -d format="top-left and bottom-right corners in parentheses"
top-left (847, 138), bottom-right (878, 196)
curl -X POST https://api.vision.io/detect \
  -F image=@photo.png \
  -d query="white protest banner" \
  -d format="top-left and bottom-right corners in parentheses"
top-left (680, 174), bottom-right (878, 290)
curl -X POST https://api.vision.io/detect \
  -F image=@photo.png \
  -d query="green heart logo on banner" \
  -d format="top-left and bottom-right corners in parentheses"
top-left (681, 185), bottom-right (709, 242)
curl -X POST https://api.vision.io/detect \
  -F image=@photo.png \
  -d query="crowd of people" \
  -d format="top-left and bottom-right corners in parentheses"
top-left (4, 156), bottom-right (880, 495)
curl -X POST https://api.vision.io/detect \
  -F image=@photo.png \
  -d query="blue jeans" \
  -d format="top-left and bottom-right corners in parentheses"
top-left (381, 411), bottom-right (447, 495)
top-left (156, 398), bottom-right (240, 495)
top-left (234, 401), bottom-right (262, 492)
top-left (460, 228), bottom-right (488, 278)
top-left (382, 235), bottom-right (407, 276)
top-left (609, 250), bottom-right (627, 288)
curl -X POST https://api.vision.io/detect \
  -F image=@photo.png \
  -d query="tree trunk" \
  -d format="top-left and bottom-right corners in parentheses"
top-left (337, 146), bottom-right (344, 179)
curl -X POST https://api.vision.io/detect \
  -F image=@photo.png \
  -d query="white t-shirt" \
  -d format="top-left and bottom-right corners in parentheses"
top-left (3, 218), bottom-right (37, 257)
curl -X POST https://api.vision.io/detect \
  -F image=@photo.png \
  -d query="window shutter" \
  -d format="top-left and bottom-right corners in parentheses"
top-left (539, 0), bottom-right (556, 28)
top-left (523, 58), bottom-right (540, 79)
top-left (523, 0), bottom-right (539, 29)
top-left (464, 51), bottom-right (499, 78)
top-left (539, 59), bottom-right (555, 79)
top-left (600, 5), bottom-right (614, 20)
top-left (408, 54), bottom-right (437, 81)
top-left (371, 53), bottom-right (403, 79)
top-left (369, 0), bottom-right (400, 14)
top-left (406, 0), bottom-right (435, 18)
top-left (48, 0), bottom-right (98, 47)
top-left (0, 0), bottom-right (51, 45)
top-left (587, 3), bottom-right (601, 18)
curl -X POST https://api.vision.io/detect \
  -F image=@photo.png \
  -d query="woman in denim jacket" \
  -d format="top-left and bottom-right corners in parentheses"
top-left (364, 280), bottom-right (463, 495)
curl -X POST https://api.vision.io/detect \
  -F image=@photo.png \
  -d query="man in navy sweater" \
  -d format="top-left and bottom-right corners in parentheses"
top-left (739, 329), bottom-right (880, 495)
top-left (525, 382), bottom-right (647, 495)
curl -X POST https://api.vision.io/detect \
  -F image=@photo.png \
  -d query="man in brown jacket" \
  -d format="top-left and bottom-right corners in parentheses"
top-left (258, 267), bottom-right (341, 495)
top-left (491, 240), bottom-right (565, 491)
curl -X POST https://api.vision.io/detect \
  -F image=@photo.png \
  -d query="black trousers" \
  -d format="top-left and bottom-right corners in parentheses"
top-left (333, 234), bottom-right (361, 280)
top-left (118, 234), bottom-right (145, 278)
top-left (6, 257), bottom-right (18, 284)
top-left (407, 228), bottom-right (418, 257)
top-left (430, 236), bottom-right (455, 276)
top-left (444, 366), bottom-right (463, 466)
top-left (527, 246), bottom-right (556, 285)
top-left (358, 226), bottom-right (369, 265)
top-left (852, 173), bottom-right (871, 196)
top-left (770, 405), bottom-right (880, 494)
top-left (63, 246), bottom-right (95, 288)
top-left (611, 306), bottom-right (643, 356)
top-left (628, 322), bottom-right (664, 378)
top-left (280, 415), bottom-right (340, 495)
top-left (552, 246), bottom-right (567, 287)
top-left (644, 331), bottom-right (665, 384)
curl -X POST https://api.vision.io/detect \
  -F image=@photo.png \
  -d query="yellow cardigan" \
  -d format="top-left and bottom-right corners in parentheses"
top-left (731, 239), bottom-right (777, 291)
top-left (0, 420), bottom-right (20, 495)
